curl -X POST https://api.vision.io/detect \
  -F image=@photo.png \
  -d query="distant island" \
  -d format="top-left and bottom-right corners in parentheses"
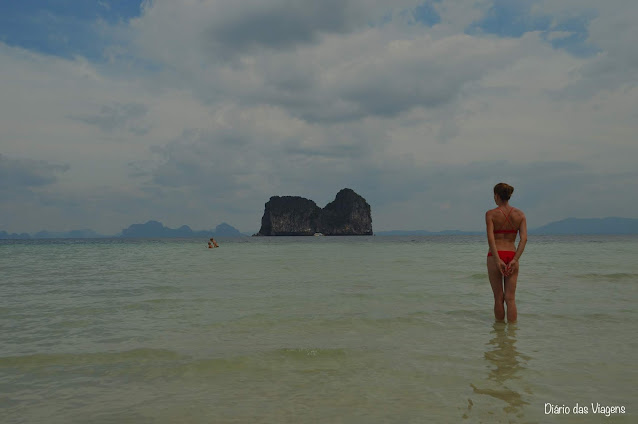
top-left (528, 217), bottom-right (638, 235)
top-left (376, 217), bottom-right (638, 236)
top-left (2, 217), bottom-right (638, 240)
top-left (375, 230), bottom-right (482, 236)
top-left (255, 188), bottom-right (373, 236)
top-left (0, 231), bottom-right (31, 240)
top-left (0, 221), bottom-right (243, 239)
top-left (32, 229), bottom-right (106, 239)
top-left (120, 221), bottom-right (242, 238)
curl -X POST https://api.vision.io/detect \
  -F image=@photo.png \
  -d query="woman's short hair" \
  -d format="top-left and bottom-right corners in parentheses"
top-left (494, 183), bottom-right (514, 201)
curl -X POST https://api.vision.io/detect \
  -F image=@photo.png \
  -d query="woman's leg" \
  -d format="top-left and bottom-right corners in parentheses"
top-left (504, 263), bottom-right (519, 322)
top-left (487, 257), bottom-right (505, 321)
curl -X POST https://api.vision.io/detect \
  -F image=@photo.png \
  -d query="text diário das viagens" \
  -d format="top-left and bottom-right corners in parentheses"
top-left (545, 402), bottom-right (626, 417)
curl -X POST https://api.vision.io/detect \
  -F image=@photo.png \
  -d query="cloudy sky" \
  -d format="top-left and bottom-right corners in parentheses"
top-left (1, 0), bottom-right (637, 234)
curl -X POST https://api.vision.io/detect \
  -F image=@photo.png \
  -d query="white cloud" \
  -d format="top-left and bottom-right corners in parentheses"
top-left (533, 0), bottom-right (638, 93)
top-left (1, 0), bottom-right (637, 234)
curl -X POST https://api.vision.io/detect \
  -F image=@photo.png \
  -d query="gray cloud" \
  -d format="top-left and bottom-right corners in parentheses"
top-left (132, 114), bottom-right (637, 231)
top-left (0, 155), bottom-right (71, 232)
top-left (135, 0), bottom-right (421, 61)
top-left (205, 0), bottom-right (362, 56)
top-left (69, 102), bottom-right (149, 134)
top-left (333, 36), bottom-right (516, 121)
top-left (141, 128), bottom-right (264, 190)
top-left (126, 120), bottom-right (389, 229)
top-left (208, 33), bottom-right (522, 124)
top-left (2, 145), bottom-right (635, 234)
top-left (0, 154), bottom-right (69, 190)
top-left (365, 160), bottom-right (638, 231)
top-left (133, 1), bottom-right (519, 124)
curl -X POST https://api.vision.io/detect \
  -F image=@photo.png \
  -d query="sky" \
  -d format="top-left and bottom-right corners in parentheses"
top-left (1, 0), bottom-right (637, 234)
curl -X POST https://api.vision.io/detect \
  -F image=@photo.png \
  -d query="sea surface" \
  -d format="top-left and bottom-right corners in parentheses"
top-left (1, 235), bottom-right (636, 423)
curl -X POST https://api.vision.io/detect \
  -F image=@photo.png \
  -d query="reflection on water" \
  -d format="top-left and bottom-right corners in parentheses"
top-left (484, 323), bottom-right (531, 386)
top-left (465, 322), bottom-right (533, 421)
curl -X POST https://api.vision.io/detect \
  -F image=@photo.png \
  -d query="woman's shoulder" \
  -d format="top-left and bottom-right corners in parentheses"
top-left (511, 207), bottom-right (526, 217)
top-left (485, 208), bottom-right (500, 219)
top-left (509, 207), bottom-right (526, 225)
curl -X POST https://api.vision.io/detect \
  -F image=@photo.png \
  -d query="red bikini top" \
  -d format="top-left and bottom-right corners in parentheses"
top-left (494, 207), bottom-right (518, 234)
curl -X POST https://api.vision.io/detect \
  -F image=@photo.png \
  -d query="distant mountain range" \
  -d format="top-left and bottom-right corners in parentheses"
top-left (375, 229), bottom-right (482, 236)
top-left (2, 217), bottom-right (638, 239)
top-left (0, 221), bottom-right (244, 239)
top-left (376, 217), bottom-right (638, 236)
top-left (120, 221), bottom-right (242, 238)
top-left (529, 217), bottom-right (638, 235)
top-left (0, 231), bottom-right (31, 240)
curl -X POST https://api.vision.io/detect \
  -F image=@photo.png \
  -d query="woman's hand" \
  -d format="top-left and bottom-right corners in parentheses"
top-left (498, 259), bottom-right (509, 276)
top-left (505, 259), bottom-right (518, 276)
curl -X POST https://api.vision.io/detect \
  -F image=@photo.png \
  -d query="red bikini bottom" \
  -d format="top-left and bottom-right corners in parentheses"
top-left (488, 250), bottom-right (516, 264)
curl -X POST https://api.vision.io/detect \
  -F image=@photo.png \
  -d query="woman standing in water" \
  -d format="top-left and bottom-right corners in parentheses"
top-left (486, 183), bottom-right (527, 322)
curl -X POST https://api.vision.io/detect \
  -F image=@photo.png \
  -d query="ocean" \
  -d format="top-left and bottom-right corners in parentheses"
top-left (1, 235), bottom-right (636, 423)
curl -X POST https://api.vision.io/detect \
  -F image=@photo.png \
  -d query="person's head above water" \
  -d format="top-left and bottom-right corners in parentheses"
top-left (493, 182), bottom-right (514, 203)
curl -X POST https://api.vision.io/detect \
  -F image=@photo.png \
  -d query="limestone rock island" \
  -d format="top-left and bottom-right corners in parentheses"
top-left (256, 188), bottom-right (373, 236)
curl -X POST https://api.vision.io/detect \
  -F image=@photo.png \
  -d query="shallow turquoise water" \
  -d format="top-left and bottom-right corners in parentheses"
top-left (1, 236), bottom-right (637, 423)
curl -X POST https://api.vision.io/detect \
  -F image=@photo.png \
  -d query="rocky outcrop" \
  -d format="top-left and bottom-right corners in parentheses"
top-left (257, 197), bottom-right (322, 236)
top-left (256, 188), bottom-right (372, 236)
top-left (319, 188), bottom-right (373, 235)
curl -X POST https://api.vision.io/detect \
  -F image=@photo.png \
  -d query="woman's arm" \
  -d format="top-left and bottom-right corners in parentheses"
top-left (486, 211), bottom-right (507, 274)
top-left (505, 214), bottom-right (527, 274)
top-left (513, 214), bottom-right (527, 261)
top-left (485, 211), bottom-right (499, 257)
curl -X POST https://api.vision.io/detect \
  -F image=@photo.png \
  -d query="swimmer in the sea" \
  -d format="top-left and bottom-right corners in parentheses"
top-left (485, 182), bottom-right (527, 322)
top-left (210, 238), bottom-right (219, 248)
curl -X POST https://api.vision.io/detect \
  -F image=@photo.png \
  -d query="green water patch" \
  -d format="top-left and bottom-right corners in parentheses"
top-left (123, 298), bottom-right (183, 310)
top-left (342, 313), bottom-right (437, 330)
top-left (265, 347), bottom-right (362, 375)
top-left (64, 305), bottom-right (112, 316)
top-left (162, 356), bottom-right (270, 379)
top-left (204, 312), bottom-right (293, 330)
top-left (202, 310), bottom-right (438, 340)
top-left (53, 319), bottom-right (94, 329)
top-left (140, 347), bottom-right (356, 380)
top-left (573, 273), bottom-right (638, 282)
top-left (275, 347), bottom-right (348, 360)
top-left (0, 348), bottom-right (182, 370)
top-left (580, 312), bottom-right (629, 323)
top-left (152, 285), bottom-right (184, 294)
